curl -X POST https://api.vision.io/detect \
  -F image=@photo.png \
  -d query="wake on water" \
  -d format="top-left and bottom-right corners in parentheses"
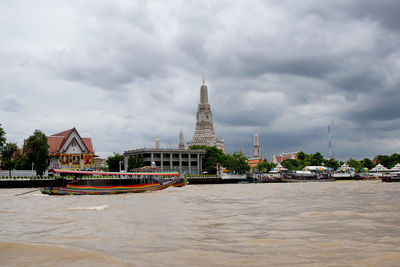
top-left (68, 205), bottom-right (108, 211)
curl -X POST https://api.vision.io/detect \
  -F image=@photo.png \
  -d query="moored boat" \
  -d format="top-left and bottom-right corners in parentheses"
top-left (40, 169), bottom-right (180, 195)
top-left (172, 177), bottom-right (188, 187)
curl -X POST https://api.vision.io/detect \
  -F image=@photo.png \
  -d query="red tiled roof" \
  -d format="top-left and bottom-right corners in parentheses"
top-left (50, 128), bottom-right (74, 138)
top-left (48, 136), bottom-right (64, 154)
top-left (274, 153), bottom-right (298, 163)
top-left (82, 138), bottom-right (94, 154)
top-left (47, 128), bottom-right (94, 155)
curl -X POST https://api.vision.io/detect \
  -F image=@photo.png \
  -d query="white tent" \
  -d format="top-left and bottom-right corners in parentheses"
top-left (371, 163), bottom-right (388, 172)
top-left (339, 163), bottom-right (353, 172)
top-left (304, 166), bottom-right (327, 171)
top-left (390, 163), bottom-right (400, 172)
top-left (271, 163), bottom-right (287, 173)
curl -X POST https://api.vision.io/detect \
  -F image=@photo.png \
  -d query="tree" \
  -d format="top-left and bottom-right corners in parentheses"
top-left (347, 158), bottom-right (362, 172)
top-left (297, 151), bottom-right (307, 161)
top-left (361, 158), bottom-right (374, 170)
top-left (308, 152), bottom-right (324, 166)
top-left (281, 159), bottom-right (301, 170)
top-left (15, 155), bottom-right (32, 170)
top-left (1, 142), bottom-right (18, 177)
top-left (128, 155), bottom-right (144, 171)
top-left (0, 123), bottom-right (5, 150)
top-left (390, 153), bottom-right (400, 167)
top-left (106, 153), bottom-right (124, 172)
top-left (202, 146), bottom-right (227, 174)
top-left (189, 145), bottom-right (207, 150)
top-left (256, 161), bottom-right (276, 172)
top-left (24, 130), bottom-right (50, 176)
top-left (374, 155), bottom-right (391, 168)
top-left (224, 152), bottom-right (250, 174)
top-left (324, 158), bottom-right (339, 170)
top-left (374, 154), bottom-right (400, 169)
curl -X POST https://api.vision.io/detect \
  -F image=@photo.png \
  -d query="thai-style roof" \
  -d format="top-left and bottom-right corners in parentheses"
top-left (47, 127), bottom-right (94, 155)
top-left (371, 163), bottom-right (388, 172)
top-left (248, 158), bottom-right (264, 168)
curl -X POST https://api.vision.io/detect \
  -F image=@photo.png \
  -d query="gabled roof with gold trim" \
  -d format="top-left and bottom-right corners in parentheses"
top-left (47, 127), bottom-right (94, 156)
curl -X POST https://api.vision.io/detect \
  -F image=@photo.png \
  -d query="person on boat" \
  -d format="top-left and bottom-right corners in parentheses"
top-left (70, 176), bottom-right (79, 185)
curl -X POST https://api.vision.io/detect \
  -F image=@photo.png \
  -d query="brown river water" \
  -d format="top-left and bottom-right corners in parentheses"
top-left (1, 181), bottom-right (400, 266)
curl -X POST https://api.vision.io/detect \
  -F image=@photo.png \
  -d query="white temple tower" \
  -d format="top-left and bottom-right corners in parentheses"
top-left (179, 129), bottom-right (185, 149)
top-left (188, 78), bottom-right (225, 152)
top-left (155, 136), bottom-right (160, 149)
top-left (253, 132), bottom-right (261, 158)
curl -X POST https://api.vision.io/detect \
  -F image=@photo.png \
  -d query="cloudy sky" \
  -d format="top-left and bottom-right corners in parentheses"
top-left (1, 0), bottom-right (400, 160)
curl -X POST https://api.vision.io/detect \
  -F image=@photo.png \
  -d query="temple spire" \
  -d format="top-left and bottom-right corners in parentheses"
top-left (253, 131), bottom-right (260, 158)
top-left (200, 77), bottom-right (208, 104)
top-left (179, 129), bottom-right (185, 149)
top-left (188, 78), bottom-right (225, 153)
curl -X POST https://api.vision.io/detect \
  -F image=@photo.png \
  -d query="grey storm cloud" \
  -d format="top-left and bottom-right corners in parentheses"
top-left (1, 0), bottom-right (400, 160)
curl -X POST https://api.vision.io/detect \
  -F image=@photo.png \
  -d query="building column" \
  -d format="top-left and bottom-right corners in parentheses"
top-left (151, 153), bottom-right (154, 166)
top-left (179, 153), bottom-right (182, 173)
top-left (124, 155), bottom-right (128, 172)
top-left (188, 153), bottom-right (191, 174)
top-left (198, 153), bottom-right (201, 174)
top-left (170, 153), bottom-right (172, 169)
top-left (161, 153), bottom-right (163, 170)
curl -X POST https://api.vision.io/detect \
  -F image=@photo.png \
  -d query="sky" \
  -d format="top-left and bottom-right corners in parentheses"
top-left (1, 0), bottom-right (400, 161)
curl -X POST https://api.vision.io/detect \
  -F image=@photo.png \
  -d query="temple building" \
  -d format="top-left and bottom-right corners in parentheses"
top-left (271, 152), bottom-right (299, 164)
top-left (47, 128), bottom-right (95, 170)
top-left (188, 78), bottom-right (225, 152)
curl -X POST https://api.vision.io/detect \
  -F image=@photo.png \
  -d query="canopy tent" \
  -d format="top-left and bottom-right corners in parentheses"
top-left (390, 163), bottom-right (400, 172)
top-left (371, 163), bottom-right (388, 172)
top-left (271, 163), bottom-right (288, 172)
top-left (304, 166), bottom-right (327, 172)
top-left (339, 163), bottom-right (354, 172)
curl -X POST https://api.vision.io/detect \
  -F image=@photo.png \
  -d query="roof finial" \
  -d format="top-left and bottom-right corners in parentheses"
top-left (203, 75), bottom-right (205, 85)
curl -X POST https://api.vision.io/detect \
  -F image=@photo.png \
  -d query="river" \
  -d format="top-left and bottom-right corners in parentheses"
top-left (1, 181), bottom-right (400, 266)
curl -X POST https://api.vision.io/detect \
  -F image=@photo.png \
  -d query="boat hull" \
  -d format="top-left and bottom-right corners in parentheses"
top-left (40, 180), bottom-right (176, 195)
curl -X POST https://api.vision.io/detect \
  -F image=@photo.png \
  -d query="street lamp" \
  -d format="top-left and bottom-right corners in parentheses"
top-left (119, 161), bottom-right (122, 172)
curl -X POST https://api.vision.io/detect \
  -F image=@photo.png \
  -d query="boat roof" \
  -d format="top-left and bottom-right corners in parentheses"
top-left (50, 169), bottom-right (179, 176)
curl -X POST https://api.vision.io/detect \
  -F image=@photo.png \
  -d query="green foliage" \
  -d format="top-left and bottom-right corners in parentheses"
top-left (224, 152), bottom-right (250, 174)
top-left (374, 154), bottom-right (400, 169)
top-left (256, 161), bottom-right (276, 172)
top-left (202, 146), bottom-right (227, 174)
top-left (15, 155), bottom-right (32, 170)
top-left (281, 159), bottom-right (300, 170)
top-left (128, 155), bottom-right (144, 171)
top-left (1, 142), bottom-right (18, 177)
top-left (106, 153), bottom-right (124, 172)
top-left (0, 123), bottom-right (5, 149)
top-left (307, 152), bottom-right (324, 166)
top-left (346, 158), bottom-right (362, 172)
top-left (297, 151), bottom-right (307, 161)
top-left (324, 158), bottom-right (339, 170)
top-left (24, 130), bottom-right (50, 177)
top-left (361, 158), bottom-right (374, 170)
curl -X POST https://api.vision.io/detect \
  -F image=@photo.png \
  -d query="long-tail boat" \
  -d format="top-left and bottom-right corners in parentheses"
top-left (40, 169), bottom-right (180, 195)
